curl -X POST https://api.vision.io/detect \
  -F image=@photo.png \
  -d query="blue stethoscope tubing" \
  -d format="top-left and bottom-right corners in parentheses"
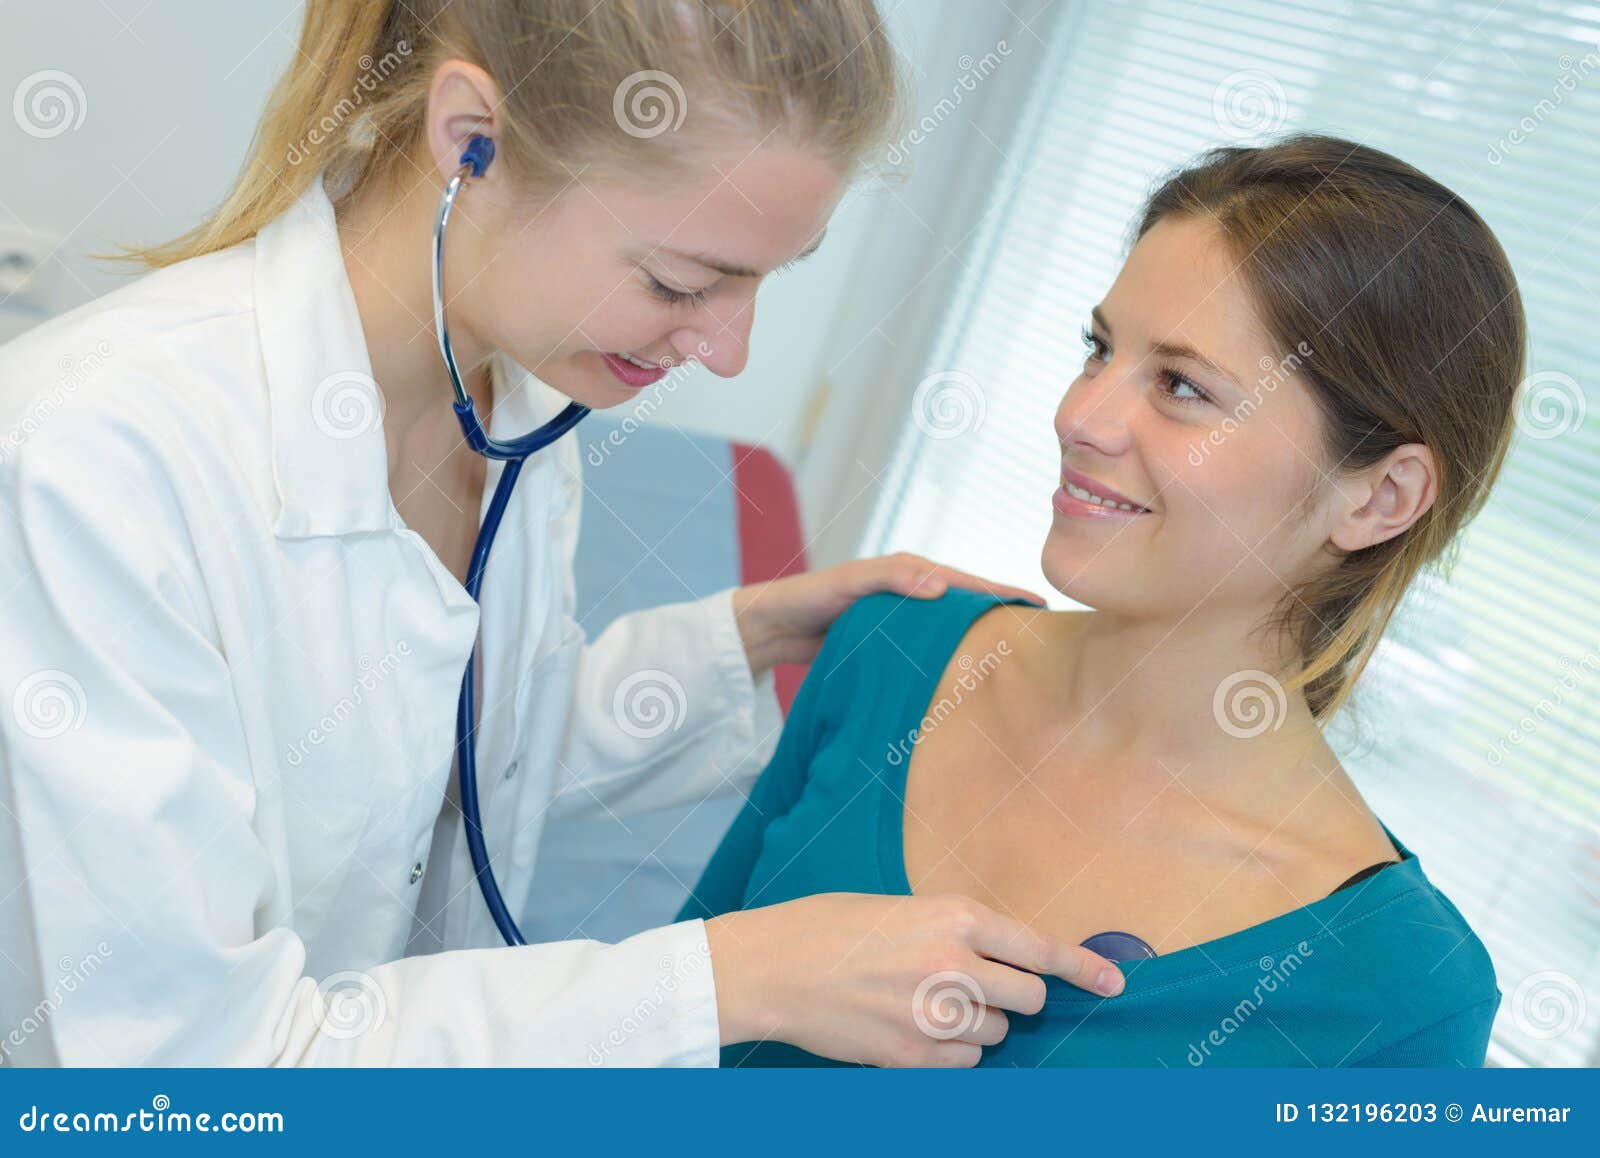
top-left (434, 135), bottom-right (590, 946)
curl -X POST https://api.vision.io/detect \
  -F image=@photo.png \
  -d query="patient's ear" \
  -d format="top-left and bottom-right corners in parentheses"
top-left (1327, 444), bottom-right (1437, 552)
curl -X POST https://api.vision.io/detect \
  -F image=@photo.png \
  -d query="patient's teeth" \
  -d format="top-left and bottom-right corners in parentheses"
top-left (1065, 480), bottom-right (1144, 512)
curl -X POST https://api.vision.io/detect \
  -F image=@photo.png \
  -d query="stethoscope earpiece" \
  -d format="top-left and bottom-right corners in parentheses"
top-left (458, 133), bottom-right (495, 178)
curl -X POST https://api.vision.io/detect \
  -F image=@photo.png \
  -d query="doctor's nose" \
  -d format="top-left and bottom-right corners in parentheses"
top-left (677, 295), bottom-right (755, 378)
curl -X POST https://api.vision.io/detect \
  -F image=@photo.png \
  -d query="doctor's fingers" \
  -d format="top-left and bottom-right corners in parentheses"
top-left (847, 551), bottom-right (1045, 606)
top-left (923, 1040), bottom-right (986, 1068)
top-left (911, 982), bottom-right (1012, 1047)
top-left (899, 558), bottom-right (1049, 606)
top-left (953, 1005), bottom-right (1010, 1048)
top-left (963, 905), bottom-right (1126, 999)
top-left (960, 958), bottom-right (1048, 1017)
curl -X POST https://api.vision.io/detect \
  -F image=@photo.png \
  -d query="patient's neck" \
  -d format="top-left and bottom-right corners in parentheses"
top-left (1046, 605), bottom-right (1323, 782)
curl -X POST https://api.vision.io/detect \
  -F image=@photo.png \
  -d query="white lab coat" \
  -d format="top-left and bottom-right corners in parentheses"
top-left (0, 173), bottom-right (782, 1066)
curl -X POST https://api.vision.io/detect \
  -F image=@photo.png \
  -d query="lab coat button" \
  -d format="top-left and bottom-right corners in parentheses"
top-left (504, 759), bottom-right (519, 781)
top-left (409, 861), bottom-right (424, 884)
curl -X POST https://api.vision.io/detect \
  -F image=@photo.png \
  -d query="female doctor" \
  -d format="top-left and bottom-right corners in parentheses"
top-left (0, 0), bottom-right (1126, 1067)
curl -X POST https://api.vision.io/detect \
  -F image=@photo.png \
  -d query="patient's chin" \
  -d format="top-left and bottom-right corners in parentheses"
top-left (1039, 547), bottom-right (1107, 610)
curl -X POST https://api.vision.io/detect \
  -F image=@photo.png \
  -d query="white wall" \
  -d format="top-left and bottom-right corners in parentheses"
top-left (0, 2), bottom-right (300, 327)
top-left (0, 0), bottom-right (1052, 564)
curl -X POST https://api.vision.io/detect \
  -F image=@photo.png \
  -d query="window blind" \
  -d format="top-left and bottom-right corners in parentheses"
top-left (862, 0), bottom-right (1600, 1067)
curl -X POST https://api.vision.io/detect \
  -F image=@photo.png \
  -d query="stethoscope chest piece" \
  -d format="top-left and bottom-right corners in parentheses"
top-left (1080, 930), bottom-right (1158, 963)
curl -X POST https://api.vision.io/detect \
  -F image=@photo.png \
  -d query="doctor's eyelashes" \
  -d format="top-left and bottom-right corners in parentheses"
top-left (643, 272), bottom-right (713, 308)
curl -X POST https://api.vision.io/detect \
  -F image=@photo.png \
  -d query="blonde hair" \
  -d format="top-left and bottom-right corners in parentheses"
top-left (1138, 135), bottom-right (1526, 724)
top-left (129, 0), bottom-right (901, 268)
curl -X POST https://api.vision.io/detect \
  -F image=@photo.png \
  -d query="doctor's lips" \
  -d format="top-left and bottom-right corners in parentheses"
top-left (600, 350), bottom-right (671, 388)
top-left (1053, 465), bottom-right (1155, 520)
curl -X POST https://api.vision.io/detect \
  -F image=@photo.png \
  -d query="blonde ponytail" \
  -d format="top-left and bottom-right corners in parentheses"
top-left (125, 2), bottom-right (409, 268)
top-left (123, 0), bottom-right (901, 270)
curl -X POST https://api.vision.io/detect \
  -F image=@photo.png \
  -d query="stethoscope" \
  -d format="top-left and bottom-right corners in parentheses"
top-left (433, 135), bottom-right (1163, 964)
top-left (432, 144), bottom-right (1158, 959)
top-left (433, 135), bottom-right (589, 946)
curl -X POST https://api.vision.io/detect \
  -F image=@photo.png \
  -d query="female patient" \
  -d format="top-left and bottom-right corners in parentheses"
top-left (682, 135), bottom-right (1522, 1067)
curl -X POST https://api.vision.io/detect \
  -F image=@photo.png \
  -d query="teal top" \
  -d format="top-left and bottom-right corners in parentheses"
top-left (680, 589), bottom-right (1502, 1067)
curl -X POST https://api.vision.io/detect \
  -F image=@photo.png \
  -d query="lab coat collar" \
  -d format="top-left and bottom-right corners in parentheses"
top-left (255, 171), bottom-right (396, 538)
top-left (254, 172), bottom-right (571, 539)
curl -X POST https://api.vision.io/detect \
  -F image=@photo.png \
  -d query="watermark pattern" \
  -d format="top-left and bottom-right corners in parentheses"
top-left (1512, 369), bottom-right (1586, 441)
top-left (286, 41), bottom-right (412, 165)
top-left (1187, 341), bottom-right (1313, 466)
top-left (911, 369), bottom-right (987, 440)
top-left (310, 970), bottom-right (387, 1040)
top-left (613, 70), bottom-right (687, 139)
top-left (1509, 969), bottom-right (1587, 1041)
top-left (1212, 669), bottom-right (1288, 739)
top-left (16, 1095), bottom-right (283, 1134)
top-left (283, 643), bottom-right (411, 768)
top-left (911, 970), bottom-right (986, 1040)
top-left (612, 669), bottom-right (687, 739)
top-left (0, 942), bottom-right (112, 1067)
top-left (311, 370), bottom-right (385, 440)
top-left (1212, 69), bottom-right (1288, 138)
top-left (0, 340), bottom-right (113, 464)
top-left (1488, 45), bottom-right (1600, 164)
top-left (886, 640), bottom-right (1011, 766)
top-left (884, 41), bottom-right (1012, 166)
top-left (12, 669), bottom-right (88, 740)
top-left (1485, 646), bottom-right (1597, 767)
top-left (587, 946), bottom-right (710, 1064)
top-left (1186, 942), bottom-right (1314, 1064)
top-left (13, 70), bottom-right (87, 139)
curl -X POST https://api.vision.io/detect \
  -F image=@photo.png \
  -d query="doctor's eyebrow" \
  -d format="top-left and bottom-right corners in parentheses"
top-left (654, 230), bottom-right (828, 279)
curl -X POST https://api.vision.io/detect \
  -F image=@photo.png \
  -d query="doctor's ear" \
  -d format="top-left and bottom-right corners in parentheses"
top-left (1326, 443), bottom-right (1438, 553)
top-left (425, 59), bottom-right (502, 183)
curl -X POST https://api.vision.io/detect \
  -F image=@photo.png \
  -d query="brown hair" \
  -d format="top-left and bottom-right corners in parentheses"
top-left (129, 0), bottom-right (901, 268)
top-left (1136, 134), bottom-right (1526, 722)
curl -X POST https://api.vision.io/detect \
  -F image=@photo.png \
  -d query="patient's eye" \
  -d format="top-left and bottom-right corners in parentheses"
top-left (1081, 325), bottom-right (1110, 362)
top-left (1157, 368), bottom-right (1214, 406)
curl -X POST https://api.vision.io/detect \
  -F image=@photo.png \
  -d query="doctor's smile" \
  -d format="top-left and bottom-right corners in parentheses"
top-left (0, 0), bottom-right (1593, 1104)
top-left (599, 352), bottom-right (670, 387)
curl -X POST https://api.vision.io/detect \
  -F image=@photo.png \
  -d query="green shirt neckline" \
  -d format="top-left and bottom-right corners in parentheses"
top-left (866, 592), bottom-right (1429, 1004)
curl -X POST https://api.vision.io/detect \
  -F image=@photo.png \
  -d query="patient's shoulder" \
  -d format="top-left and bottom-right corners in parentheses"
top-left (802, 591), bottom-right (1024, 714)
top-left (826, 588), bottom-right (1038, 668)
top-left (844, 588), bottom-right (1043, 642)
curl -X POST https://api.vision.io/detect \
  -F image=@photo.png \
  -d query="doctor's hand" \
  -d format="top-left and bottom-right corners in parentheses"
top-left (730, 553), bottom-right (1047, 680)
top-left (703, 892), bottom-right (1125, 1067)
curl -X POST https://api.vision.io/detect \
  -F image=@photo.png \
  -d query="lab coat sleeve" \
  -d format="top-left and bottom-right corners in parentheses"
top-left (534, 410), bottom-right (783, 821)
top-left (549, 589), bottom-right (785, 822)
top-left (0, 417), bottom-right (721, 1066)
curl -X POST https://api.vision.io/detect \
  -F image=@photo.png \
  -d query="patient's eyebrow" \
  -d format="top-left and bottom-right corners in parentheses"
top-left (1091, 305), bottom-right (1243, 390)
top-left (657, 230), bottom-right (827, 279)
